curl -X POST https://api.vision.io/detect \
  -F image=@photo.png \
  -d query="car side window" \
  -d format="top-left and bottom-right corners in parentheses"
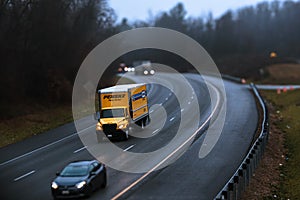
top-left (92, 162), bottom-right (100, 171)
top-left (88, 164), bottom-right (94, 173)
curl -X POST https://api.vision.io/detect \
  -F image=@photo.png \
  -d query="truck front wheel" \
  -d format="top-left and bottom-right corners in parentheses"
top-left (122, 129), bottom-right (129, 141)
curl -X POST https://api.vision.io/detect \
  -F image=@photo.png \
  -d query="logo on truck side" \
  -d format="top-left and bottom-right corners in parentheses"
top-left (132, 90), bottom-right (147, 101)
top-left (103, 94), bottom-right (125, 100)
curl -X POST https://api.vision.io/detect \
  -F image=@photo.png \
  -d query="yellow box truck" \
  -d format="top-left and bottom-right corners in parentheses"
top-left (96, 83), bottom-right (149, 140)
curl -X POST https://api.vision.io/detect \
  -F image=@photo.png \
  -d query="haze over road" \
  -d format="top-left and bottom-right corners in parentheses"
top-left (0, 73), bottom-right (258, 199)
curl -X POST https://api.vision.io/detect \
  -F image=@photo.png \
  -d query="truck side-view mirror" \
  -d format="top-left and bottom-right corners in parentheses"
top-left (94, 111), bottom-right (100, 120)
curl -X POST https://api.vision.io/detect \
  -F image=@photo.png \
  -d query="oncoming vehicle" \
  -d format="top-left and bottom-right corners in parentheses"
top-left (133, 60), bottom-right (155, 75)
top-left (51, 160), bottom-right (106, 199)
top-left (96, 83), bottom-right (150, 141)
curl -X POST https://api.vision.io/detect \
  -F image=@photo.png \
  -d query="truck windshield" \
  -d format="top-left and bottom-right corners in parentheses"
top-left (101, 108), bottom-right (125, 118)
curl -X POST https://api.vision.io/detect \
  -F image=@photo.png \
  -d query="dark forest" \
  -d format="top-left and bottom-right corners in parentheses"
top-left (1, 0), bottom-right (299, 118)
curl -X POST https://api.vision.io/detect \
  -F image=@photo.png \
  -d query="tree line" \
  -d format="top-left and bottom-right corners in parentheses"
top-left (0, 0), bottom-right (115, 117)
top-left (126, 1), bottom-right (300, 77)
top-left (1, 0), bottom-right (299, 118)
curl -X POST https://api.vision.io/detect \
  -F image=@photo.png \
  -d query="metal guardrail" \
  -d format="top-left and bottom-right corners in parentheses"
top-left (214, 83), bottom-right (269, 200)
top-left (221, 74), bottom-right (242, 83)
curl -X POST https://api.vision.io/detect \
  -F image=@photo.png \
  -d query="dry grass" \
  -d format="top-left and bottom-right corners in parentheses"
top-left (263, 63), bottom-right (300, 84)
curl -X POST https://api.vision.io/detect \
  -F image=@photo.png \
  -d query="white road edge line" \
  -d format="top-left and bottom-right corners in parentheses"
top-left (14, 170), bottom-right (35, 182)
top-left (152, 129), bottom-right (160, 135)
top-left (123, 144), bottom-right (135, 152)
top-left (111, 83), bottom-right (221, 200)
top-left (0, 125), bottom-right (95, 166)
top-left (73, 146), bottom-right (87, 153)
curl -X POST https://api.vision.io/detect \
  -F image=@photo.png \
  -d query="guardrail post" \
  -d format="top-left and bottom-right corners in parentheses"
top-left (242, 163), bottom-right (248, 188)
top-left (228, 182), bottom-right (234, 200)
top-left (221, 190), bottom-right (228, 200)
top-left (237, 169), bottom-right (244, 198)
top-left (246, 158), bottom-right (251, 186)
top-left (254, 144), bottom-right (261, 164)
top-left (255, 141), bottom-right (261, 162)
top-left (233, 176), bottom-right (239, 200)
top-left (250, 150), bottom-right (257, 169)
top-left (261, 136), bottom-right (266, 154)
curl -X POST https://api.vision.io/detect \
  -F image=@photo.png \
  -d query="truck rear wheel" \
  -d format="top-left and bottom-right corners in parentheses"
top-left (141, 116), bottom-right (150, 128)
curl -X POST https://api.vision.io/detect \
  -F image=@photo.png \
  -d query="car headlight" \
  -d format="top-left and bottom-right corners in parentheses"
top-left (118, 124), bottom-right (124, 129)
top-left (150, 70), bottom-right (155, 74)
top-left (76, 181), bottom-right (86, 189)
top-left (143, 70), bottom-right (148, 75)
top-left (51, 182), bottom-right (58, 189)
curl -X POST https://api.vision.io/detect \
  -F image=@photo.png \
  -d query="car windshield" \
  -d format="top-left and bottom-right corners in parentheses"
top-left (101, 108), bottom-right (124, 118)
top-left (60, 165), bottom-right (90, 177)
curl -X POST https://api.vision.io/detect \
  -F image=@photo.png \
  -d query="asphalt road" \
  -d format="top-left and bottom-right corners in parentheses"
top-left (0, 73), bottom-right (258, 200)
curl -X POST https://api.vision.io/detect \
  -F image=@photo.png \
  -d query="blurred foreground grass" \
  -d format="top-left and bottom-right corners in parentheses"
top-left (262, 90), bottom-right (300, 199)
top-left (0, 105), bottom-right (73, 148)
top-left (0, 75), bottom-right (136, 148)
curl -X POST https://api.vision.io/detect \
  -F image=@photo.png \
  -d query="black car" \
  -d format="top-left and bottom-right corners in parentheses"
top-left (51, 160), bottom-right (107, 199)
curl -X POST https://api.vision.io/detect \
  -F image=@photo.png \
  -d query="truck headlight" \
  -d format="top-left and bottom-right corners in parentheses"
top-left (118, 124), bottom-right (124, 129)
top-left (96, 122), bottom-right (102, 130)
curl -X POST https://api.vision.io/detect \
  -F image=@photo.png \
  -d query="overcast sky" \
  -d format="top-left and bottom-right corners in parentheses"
top-left (109, 0), bottom-right (278, 23)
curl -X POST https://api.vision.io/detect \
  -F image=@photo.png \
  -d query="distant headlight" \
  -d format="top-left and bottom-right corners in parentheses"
top-left (76, 181), bottom-right (86, 189)
top-left (150, 70), bottom-right (155, 74)
top-left (119, 124), bottom-right (124, 129)
top-left (144, 70), bottom-right (149, 75)
top-left (51, 182), bottom-right (58, 189)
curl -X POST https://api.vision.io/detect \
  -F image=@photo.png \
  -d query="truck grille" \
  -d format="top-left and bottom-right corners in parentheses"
top-left (102, 124), bottom-right (117, 134)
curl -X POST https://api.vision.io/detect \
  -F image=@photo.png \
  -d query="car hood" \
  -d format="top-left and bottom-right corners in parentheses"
top-left (54, 175), bottom-right (88, 186)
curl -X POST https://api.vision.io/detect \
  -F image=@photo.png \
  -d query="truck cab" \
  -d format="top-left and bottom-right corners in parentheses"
top-left (97, 107), bottom-right (130, 139)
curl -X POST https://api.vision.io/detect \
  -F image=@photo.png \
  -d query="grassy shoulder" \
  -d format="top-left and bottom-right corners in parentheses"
top-left (0, 75), bottom-right (136, 148)
top-left (263, 90), bottom-right (300, 199)
top-left (0, 105), bottom-right (73, 148)
top-left (242, 89), bottom-right (300, 199)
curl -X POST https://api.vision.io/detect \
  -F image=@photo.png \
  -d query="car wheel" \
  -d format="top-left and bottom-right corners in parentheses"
top-left (85, 184), bottom-right (93, 198)
top-left (101, 173), bottom-right (107, 188)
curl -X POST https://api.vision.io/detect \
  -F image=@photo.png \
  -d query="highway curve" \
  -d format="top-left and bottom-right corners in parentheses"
top-left (0, 73), bottom-right (257, 200)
